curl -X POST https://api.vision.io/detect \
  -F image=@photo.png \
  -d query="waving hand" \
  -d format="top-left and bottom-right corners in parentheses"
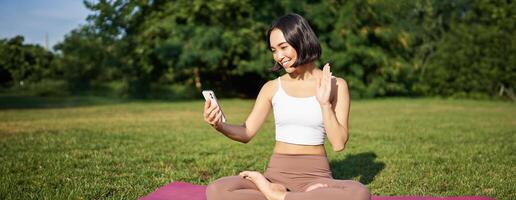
top-left (316, 63), bottom-right (332, 106)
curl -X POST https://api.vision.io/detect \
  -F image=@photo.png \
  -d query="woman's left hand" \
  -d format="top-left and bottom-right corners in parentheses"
top-left (316, 63), bottom-right (332, 106)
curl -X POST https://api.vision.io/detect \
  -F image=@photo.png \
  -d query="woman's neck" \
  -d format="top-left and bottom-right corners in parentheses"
top-left (286, 62), bottom-right (320, 81)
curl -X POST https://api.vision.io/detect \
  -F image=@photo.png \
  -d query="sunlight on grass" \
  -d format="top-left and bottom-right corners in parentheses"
top-left (0, 98), bottom-right (514, 199)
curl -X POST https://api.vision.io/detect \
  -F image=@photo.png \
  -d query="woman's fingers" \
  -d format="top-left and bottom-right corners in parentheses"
top-left (208, 100), bottom-right (217, 111)
top-left (322, 63), bottom-right (331, 87)
top-left (208, 106), bottom-right (220, 122)
top-left (203, 100), bottom-right (211, 119)
top-left (326, 63), bottom-right (332, 90)
top-left (204, 103), bottom-right (214, 119)
top-left (323, 64), bottom-right (329, 82)
top-left (211, 110), bottom-right (222, 124)
top-left (327, 74), bottom-right (332, 90)
top-left (317, 64), bottom-right (329, 96)
top-left (206, 106), bottom-right (217, 122)
top-left (205, 102), bottom-right (218, 118)
top-left (326, 63), bottom-right (331, 79)
top-left (204, 100), bottom-right (215, 115)
top-left (204, 99), bottom-right (210, 110)
top-left (321, 64), bottom-right (327, 84)
top-left (322, 63), bottom-right (332, 99)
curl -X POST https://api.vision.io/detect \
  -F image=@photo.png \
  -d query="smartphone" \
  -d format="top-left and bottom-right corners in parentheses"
top-left (202, 90), bottom-right (226, 123)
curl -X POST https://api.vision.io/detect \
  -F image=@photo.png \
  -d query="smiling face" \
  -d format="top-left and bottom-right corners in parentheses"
top-left (269, 28), bottom-right (298, 73)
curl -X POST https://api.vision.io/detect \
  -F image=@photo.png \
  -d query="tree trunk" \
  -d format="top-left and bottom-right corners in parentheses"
top-left (194, 66), bottom-right (202, 92)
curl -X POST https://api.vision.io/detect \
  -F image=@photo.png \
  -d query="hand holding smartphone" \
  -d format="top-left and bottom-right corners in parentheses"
top-left (202, 90), bottom-right (226, 123)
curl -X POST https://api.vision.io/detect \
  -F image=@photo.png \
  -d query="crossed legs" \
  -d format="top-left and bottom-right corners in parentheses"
top-left (206, 172), bottom-right (370, 200)
top-left (206, 153), bottom-right (370, 200)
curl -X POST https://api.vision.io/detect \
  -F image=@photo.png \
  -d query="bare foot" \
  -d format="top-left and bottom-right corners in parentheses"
top-left (305, 183), bottom-right (329, 192)
top-left (270, 183), bottom-right (287, 192)
top-left (239, 171), bottom-right (287, 200)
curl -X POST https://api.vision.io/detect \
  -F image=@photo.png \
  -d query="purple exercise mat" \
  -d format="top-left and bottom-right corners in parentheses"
top-left (139, 181), bottom-right (495, 200)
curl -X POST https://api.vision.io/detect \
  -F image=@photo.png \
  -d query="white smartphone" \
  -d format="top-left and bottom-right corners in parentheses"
top-left (202, 90), bottom-right (226, 123)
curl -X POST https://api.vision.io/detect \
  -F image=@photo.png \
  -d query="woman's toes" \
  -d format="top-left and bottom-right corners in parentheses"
top-left (239, 171), bottom-right (260, 181)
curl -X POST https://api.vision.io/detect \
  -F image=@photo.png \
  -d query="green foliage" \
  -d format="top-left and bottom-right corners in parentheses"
top-left (418, 0), bottom-right (515, 99)
top-left (0, 36), bottom-right (54, 87)
top-left (316, 0), bottom-right (419, 98)
top-left (82, 0), bottom-right (285, 97)
top-left (0, 0), bottom-right (514, 100)
top-left (54, 26), bottom-right (118, 93)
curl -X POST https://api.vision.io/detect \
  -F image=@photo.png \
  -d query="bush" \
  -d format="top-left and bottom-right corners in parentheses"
top-left (27, 79), bottom-right (70, 97)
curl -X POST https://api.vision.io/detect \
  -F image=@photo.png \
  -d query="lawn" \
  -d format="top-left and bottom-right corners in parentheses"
top-left (0, 96), bottom-right (514, 199)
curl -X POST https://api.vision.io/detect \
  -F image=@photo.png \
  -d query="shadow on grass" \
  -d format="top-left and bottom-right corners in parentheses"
top-left (330, 152), bottom-right (385, 185)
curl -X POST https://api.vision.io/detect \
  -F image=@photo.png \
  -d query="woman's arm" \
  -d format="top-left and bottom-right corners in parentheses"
top-left (321, 77), bottom-right (350, 152)
top-left (204, 81), bottom-right (274, 143)
top-left (316, 64), bottom-right (350, 152)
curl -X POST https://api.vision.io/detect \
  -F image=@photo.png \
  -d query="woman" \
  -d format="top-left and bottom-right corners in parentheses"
top-left (203, 13), bottom-right (371, 200)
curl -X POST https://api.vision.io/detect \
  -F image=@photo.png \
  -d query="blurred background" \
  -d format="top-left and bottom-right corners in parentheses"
top-left (0, 0), bottom-right (514, 100)
top-left (1, 1), bottom-right (515, 199)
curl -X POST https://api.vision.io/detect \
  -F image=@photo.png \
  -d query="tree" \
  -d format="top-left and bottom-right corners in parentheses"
top-left (415, 0), bottom-right (516, 99)
top-left (54, 25), bottom-right (118, 93)
top-left (0, 36), bottom-right (53, 87)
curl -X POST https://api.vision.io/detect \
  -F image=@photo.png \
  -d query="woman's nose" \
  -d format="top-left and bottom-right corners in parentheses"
top-left (275, 52), bottom-right (284, 61)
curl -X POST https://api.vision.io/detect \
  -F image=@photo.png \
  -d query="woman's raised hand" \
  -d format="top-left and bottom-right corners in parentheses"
top-left (316, 63), bottom-right (332, 106)
top-left (203, 100), bottom-right (223, 128)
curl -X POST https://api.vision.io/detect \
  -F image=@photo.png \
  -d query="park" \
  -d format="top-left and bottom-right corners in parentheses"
top-left (0, 0), bottom-right (514, 199)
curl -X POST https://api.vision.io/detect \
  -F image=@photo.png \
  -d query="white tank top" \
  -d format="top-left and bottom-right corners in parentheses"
top-left (272, 77), bottom-right (326, 145)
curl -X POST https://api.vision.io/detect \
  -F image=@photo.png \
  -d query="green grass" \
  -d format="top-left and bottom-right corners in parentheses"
top-left (0, 96), bottom-right (514, 199)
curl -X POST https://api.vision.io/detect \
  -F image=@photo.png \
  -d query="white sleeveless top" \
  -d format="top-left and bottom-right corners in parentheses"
top-left (272, 77), bottom-right (326, 145)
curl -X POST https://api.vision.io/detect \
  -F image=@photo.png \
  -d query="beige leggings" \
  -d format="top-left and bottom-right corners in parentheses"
top-left (206, 153), bottom-right (370, 200)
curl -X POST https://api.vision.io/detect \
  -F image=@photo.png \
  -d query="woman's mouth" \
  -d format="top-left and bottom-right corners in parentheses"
top-left (281, 60), bottom-right (290, 67)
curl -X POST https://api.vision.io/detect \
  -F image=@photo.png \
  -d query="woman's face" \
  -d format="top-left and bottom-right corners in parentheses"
top-left (269, 29), bottom-right (298, 73)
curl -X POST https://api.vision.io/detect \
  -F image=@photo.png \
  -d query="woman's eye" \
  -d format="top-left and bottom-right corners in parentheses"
top-left (281, 46), bottom-right (287, 49)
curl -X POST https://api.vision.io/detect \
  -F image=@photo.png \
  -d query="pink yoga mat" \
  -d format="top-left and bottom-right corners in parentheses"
top-left (139, 181), bottom-right (495, 200)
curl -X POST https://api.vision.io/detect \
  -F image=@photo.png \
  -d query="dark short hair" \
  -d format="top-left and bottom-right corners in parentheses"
top-left (266, 13), bottom-right (321, 71)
